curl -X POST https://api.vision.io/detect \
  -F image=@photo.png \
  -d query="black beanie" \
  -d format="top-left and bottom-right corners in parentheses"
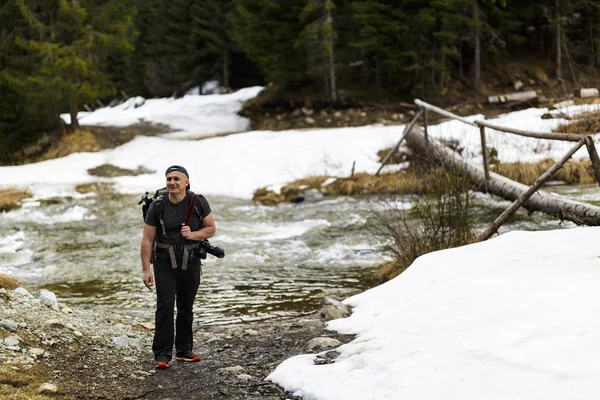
top-left (165, 165), bottom-right (189, 178)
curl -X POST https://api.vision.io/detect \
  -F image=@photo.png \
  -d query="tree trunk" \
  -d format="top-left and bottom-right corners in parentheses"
top-left (325, 1), bottom-right (337, 102)
top-left (404, 125), bottom-right (600, 226)
top-left (472, 0), bottom-right (481, 89)
top-left (222, 49), bottom-right (230, 89)
top-left (555, 0), bottom-right (563, 81)
top-left (70, 99), bottom-right (79, 129)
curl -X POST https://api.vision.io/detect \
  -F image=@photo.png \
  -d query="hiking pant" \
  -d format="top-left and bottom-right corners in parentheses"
top-left (152, 248), bottom-right (201, 360)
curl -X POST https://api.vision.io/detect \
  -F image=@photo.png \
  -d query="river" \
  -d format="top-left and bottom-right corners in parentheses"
top-left (0, 183), bottom-right (597, 327)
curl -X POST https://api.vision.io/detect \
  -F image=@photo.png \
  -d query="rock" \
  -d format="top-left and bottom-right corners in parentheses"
top-left (218, 366), bottom-right (246, 374)
top-left (29, 348), bottom-right (45, 357)
top-left (61, 307), bottom-right (73, 314)
top-left (237, 374), bottom-right (254, 381)
top-left (123, 356), bottom-right (137, 362)
top-left (514, 80), bottom-right (523, 90)
top-left (112, 336), bottom-right (141, 348)
top-left (291, 109), bottom-right (302, 117)
top-left (303, 189), bottom-right (324, 202)
top-left (334, 111), bottom-right (342, 118)
top-left (138, 322), bottom-right (154, 330)
top-left (553, 100), bottom-right (574, 109)
top-left (320, 297), bottom-right (351, 321)
top-left (301, 107), bottom-right (314, 116)
top-left (12, 287), bottom-right (32, 298)
top-left (243, 329), bottom-right (258, 336)
top-left (314, 350), bottom-right (341, 365)
top-left (4, 336), bottom-right (21, 347)
top-left (36, 289), bottom-right (59, 311)
top-left (305, 117), bottom-right (315, 124)
top-left (307, 337), bottom-right (342, 352)
top-left (0, 319), bottom-right (18, 332)
top-left (37, 383), bottom-right (58, 395)
top-left (46, 319), bottom-right (65, 328)
top-left (73, 330), bottom-right (83, 337)
top-left (66, 323), bottom-right (77, 331)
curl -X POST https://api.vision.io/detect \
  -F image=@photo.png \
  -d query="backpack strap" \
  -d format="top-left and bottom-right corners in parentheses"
top-left (184, 194), bottom-right (200, 226)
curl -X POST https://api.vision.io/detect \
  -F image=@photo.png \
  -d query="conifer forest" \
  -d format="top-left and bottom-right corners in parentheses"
top-left (1, 0), bottom-right (599, 160)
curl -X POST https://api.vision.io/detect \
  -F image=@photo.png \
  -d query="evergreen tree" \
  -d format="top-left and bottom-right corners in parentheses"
top-left (230, 0), bottom-right (307, 83)
top-left (190, 0), bottom-right (235, 89)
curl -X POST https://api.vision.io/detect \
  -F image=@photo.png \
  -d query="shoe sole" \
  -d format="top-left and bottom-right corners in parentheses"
top-left (175, 356), bottom-right (200, 362)
top-left (155, 361), bottom-right (169, 369)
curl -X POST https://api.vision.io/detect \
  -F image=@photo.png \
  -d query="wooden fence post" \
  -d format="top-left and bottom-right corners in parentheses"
top-left (479, 126), bottom-right (490, 192)
top-left (584, 136), bottom-right (600, 187)
top-left (376, 109), bottom-right (424, 176)
top-left (423, 108), bottom-right (429, 142)
top-left (478, 137), bottom-right (587, 241)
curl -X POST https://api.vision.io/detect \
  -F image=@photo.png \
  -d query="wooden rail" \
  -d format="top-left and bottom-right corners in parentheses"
top-left (382, 98), bottom-right (600, 240)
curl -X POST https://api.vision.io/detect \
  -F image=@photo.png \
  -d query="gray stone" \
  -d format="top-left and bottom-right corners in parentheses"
top-left (29, 348), bottom-right (45, 357)
top-left (123, 356), bottom-right (137, 362)
top-left (4, 336), bottom-right (21, 347)
top-left (0, 319), bottom-right (18, 332)
top-left (243, 329), bottom-right (258, 336)
top-left (112, 336), bottom-right (141, 348)
top-left (12, 287), bottom-right (32, 298)
top-left (218, 366), bottom-right (245, 374)
top-left (35, 289), bottom-right (59, 311)
top-left (307, 337), bottom-right (342, 352)
top-left (237, 374), bottom-right (253, 381)
top-left (303, 189), bottom-right (324, 202)
top-left (305, 117), bottom-right (315, 124)
top-left (37, 383), bottom-right (58, 394)
top-left (320, 297), bottom-right (351, 321)
top-left (61, 307), bottom-right (73, 314)
top-left (46, 319), bottom-right (64, 328)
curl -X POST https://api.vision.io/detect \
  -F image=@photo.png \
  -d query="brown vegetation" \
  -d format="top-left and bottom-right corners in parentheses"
top-left (0, 188), bottom-right (32, 212)
top-left (87, 164), bottom-right (154, 178)
top-left (253, 168), bottom-right (450, 205)
top-left (0, 365), bottom-right (56, 399)
top-left (37, 129), bottom-right (101, 161)
top-left (491, 159), bottom-right (595, 185)
top-left (0, 274), bottom-right (19, 290)
top-left (556, 108), bottom-right (600, 135)
top-left (75, 182), bottom-right (115, 194)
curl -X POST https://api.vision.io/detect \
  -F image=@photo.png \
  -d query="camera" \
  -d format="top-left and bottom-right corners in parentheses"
top-left (197, 240), bottom-right (225, 259)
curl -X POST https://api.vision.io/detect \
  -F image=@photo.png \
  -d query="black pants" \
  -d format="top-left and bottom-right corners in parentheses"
top-left (152, 249), bottom-right (201, 360)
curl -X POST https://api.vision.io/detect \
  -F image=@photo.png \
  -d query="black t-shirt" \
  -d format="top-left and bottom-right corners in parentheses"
top-left (145, 193), bottom-right (211, 245)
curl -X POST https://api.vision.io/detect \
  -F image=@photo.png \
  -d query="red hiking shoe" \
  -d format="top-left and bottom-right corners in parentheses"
top-left (155, 356), bottom-right (170, 369)
top-left (175, 353), bottom-right (200, 362)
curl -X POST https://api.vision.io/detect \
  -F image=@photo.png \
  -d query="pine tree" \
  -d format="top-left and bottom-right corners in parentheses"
top-left (229, 0), bottom-right (307, 83)
top-left (190, 0), bottom-right (235, 89)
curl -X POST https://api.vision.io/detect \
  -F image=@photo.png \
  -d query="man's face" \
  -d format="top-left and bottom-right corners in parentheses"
top-left (166, 171), bottom-right (189, 194)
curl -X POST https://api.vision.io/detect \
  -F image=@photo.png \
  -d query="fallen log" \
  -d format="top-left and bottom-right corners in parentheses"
top-left (404, 125), bottom-right (600, 227)
top-left (488, 91), bottom-right (537, 104)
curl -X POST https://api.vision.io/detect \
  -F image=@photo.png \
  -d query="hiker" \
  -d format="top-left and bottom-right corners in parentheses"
top-left (140, 165), bottom-right (216, 369)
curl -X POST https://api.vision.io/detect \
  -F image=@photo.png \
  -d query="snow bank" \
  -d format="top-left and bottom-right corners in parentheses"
top-left (268, 227), bottom-right (600, 399)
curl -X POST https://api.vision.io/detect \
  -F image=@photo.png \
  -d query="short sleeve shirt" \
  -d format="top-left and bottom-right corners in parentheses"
top-left (145, 193), bottom-right (211, 245)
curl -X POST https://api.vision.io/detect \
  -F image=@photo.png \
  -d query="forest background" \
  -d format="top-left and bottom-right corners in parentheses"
top-left (1, 0), bottom-right (599, 163)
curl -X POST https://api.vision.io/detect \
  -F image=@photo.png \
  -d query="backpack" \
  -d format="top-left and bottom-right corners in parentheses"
top-left (139, 187), bottom-right (205, 265)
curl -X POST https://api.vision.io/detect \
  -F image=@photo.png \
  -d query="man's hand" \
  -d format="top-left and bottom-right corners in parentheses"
top-left (181, 223), bottom-right (193, 240)
top-left (143, 270), bottom-right (154, 290)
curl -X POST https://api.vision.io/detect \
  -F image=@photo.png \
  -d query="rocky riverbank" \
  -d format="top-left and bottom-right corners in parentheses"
top-left (0, 285), bottom-right (354, 399)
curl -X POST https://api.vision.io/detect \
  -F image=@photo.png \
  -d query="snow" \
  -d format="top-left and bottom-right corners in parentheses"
top-left (268, 227), bottom-right (600, 399)
top-left (14, 88), bottom-right (591, 201)
top-left (60, 86), bottom-right (263, 139)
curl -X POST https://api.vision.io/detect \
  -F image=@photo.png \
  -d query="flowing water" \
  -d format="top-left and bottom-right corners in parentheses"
top-left (0, 184), bottom-right (597, 326)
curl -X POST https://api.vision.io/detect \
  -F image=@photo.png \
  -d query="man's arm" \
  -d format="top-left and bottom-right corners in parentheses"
top-left (181, 213), bottom-right (216, 241)
top-left (140, 223), bottom-right (157, 289)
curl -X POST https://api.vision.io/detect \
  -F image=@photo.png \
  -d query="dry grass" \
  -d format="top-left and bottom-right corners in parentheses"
top-left (491, 159), bottom-right (596, 185)
top-left (0, 365), bottom-right (58, 399)
top-left (87, 164), bottom-right (154, 178)
top-left (374, 260), bottom-right (410, 283)
top-left (38, 129), bottom-right (100, 161)
top-left (253, 168), bottom-right (449, 205)
top-left (556, 107), bottom-right (600, 135)
top-left (0, 188), bottom-right (32, 212)
top-left (0, 274), bottom-right (19, 290)
top-left (75, 182), bottom-right (115, 194)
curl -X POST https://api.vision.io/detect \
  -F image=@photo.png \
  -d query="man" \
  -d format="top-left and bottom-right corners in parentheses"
top-left (140, 165), bottom-right (216, 369)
